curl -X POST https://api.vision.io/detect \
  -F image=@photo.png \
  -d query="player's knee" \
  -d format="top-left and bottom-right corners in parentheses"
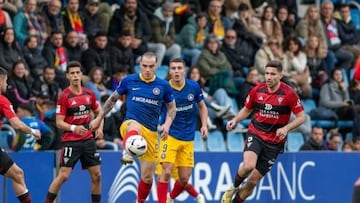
top-left (178, 176), bottom-right (189, 186)
top-left (241, 162), bottom-right (256, 173)
top-left (91, 171), bottom-right (101, 183)
top-left (58, 172), bottom-right (71, 183)
top-left (141, 174), bottom-right (153, 184)
top-left (12, 166), bottom-right (24, 181)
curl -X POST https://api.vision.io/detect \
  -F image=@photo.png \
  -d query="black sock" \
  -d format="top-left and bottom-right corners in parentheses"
top-left (233, 173), bottom-right (245, 187)
top-left (46, 192), bottom-right (57, 202)
top-left (17, 191), bottom-right (31, 203)
top-left (352, 185), bottom-right (360, 203)
top-left (91, 194), bottom-right (101, 203)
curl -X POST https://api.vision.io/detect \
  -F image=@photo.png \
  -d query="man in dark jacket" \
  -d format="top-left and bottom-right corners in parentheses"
top-left (64, 30), bottom-right (87, 62)
top-left (83, 0), bottom-right (103, 41)
top-left (108, 0), bottom-right (152, 60)
top-left (109, 30), bottom-right (134, 75)
top-left (300, 126), bottom-right (326, 151)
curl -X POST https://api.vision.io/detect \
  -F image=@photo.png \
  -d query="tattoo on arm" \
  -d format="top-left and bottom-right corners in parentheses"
top-left (100, 92), bottom-right (120, 118)
top-left (166, 101), bottom-right (176, 121)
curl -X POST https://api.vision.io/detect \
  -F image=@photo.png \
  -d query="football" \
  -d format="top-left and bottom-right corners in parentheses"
top-left (125, 135), bottom-right (148, 157)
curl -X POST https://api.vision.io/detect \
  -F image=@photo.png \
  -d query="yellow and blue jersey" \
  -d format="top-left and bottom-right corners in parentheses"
top-left (116, 74), bottom-right (174, 131)
top-left (165, 79), bottom-right (204, 141)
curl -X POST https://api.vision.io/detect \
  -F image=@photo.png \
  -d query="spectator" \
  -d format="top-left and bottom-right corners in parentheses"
top-left (62, 0), bottom-right (87, 44)
top-left (320, 1), bottom-right (353, 72)
top-left (64, 30), bottom-right (88, 61)
top-left (355, 137), bottom-right (360, 151)
top-left (221, 29), bottom-right (252, 78)
top-left (295, 4), bottom-right (327, 46)
top-left (0, 0), bottom-right (12, 32)
top-left (148, 2), bottom-right (181, 65)
top-left (254, 38), bottom-right (288, 81)
top-left (176, 12), bottom-right (209, 66)
top-left (108, 0), bottom-right (152, 60)
top-left (260, 5), bottom-right (283, 43)
top-left (276, 5), bottom-right (296, 37)
top-left (342, 140), bottom-right (355, 152)
top-left (80, 31), bottom-right (111, 78)
top-left (40, 0), bottom-right (65, 36)
top-left (5, 61), bottom-right (34, 109)
top-left (22, 35), bottom-right (48, 78)
top-left (83, 0), bottom-right (103, 41)
top-left (2, 0), bottom-right (22, 18)
top-left (305, 35), bottom-right (328, 89)
top-left (237, 67), bottom-right (259, 108)
top-left (109, 30), bottom-right (134, 75)
top-left (0, 27), bottom-right (25, 71)
top-left (14, 103), bottom-right (54, 151)
top-left (42, 100), bottom-right (61, 150)
top-left (283, 36), bottom-right (312, 98)
top-left (13, 0), bottom-right (47, 47)
top-left (207, 0), bottom-right (231, 40)
top-left (337, 4), bottom-right (360, 60)
top-left (42, 31), bottom-right (69, 88)
top-left (84, 67), bottom-right (112, 101)
top-left (32, 66), bottom-right (61, 103)
top-left (197, 34), bottom-right (237, 97)
top-left (323, 128), bottom-right (341, 151)
top-left (299, 126), bottom-right (326, 151)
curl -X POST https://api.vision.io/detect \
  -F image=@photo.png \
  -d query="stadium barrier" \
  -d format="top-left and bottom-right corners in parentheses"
top-left (0, 151), bottom-right (359, 203)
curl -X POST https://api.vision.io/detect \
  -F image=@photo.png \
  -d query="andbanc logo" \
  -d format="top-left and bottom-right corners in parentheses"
top-left (108, 159), bottom-right (316, 203)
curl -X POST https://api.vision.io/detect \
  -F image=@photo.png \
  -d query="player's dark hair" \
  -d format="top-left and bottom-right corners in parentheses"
top-left (66, 61), bottom-right (82, 73)
top-left (0, 66), bottom-right (7, 75)
top-left (17, 103), bottom-right (34, 114)
top-left (140, 52), bottom-right (158, 63)
top-left (265, 60), bottom-right (283, 72)
top-left (169, 58), bottom-right (185, 66)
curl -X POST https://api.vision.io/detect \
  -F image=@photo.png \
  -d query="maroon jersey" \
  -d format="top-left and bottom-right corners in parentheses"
top-left (0, 95), bottom-right (17, 127)
top-left (245, 82), bottom-right (304, 143)
top-left (56, 87), bottom-right (99, 142)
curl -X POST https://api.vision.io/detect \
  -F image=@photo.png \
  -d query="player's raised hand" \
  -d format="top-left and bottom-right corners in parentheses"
top-left (200, 126), bottom-right (208, 139)
top-left (75, 125), bottom-right (88, 135)
top-left (32, 129), bottom-right (41, 140)
top-left (226, 119), bottom-right (237, 131)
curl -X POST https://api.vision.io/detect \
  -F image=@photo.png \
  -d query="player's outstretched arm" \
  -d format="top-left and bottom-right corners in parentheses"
top-left (8, 117), bottom-right (41, 140)
top-left (226, 107), bottom-right (252, 131)
top-left (90, 91), bottom-right (120, 131)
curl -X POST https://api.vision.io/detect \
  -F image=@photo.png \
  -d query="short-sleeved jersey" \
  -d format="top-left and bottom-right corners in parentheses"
top-left (116, 74), bottom-right (174, 131)
top-left (166, 79), bottom-right (204, 141)
top-left (0, 95), bottom-right (17, 127)
top-left (18, 117), bottom-right (51, 151)
top-left (245, 82), bottom-right (304, 143)
top-left (56, 87), bottom-right (99, 142)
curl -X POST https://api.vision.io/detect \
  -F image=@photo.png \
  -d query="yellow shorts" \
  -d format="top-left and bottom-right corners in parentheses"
top-left (156, 136), bottom-right (194, 178)
top-left (120, 120), bottom-right (159, 162)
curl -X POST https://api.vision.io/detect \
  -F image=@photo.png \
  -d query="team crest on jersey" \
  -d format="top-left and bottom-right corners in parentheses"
top-left (153, 88), bottom-right (160, 95)
top-left (187, 94), bottom-right (194, 101)
top-left (278, 97), bottom-right (283, 104)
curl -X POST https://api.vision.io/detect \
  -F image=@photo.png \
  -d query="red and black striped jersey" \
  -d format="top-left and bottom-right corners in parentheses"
top-left (245, 82), bottom-right (304, 144)
top-left (0, 95), bottom-right (17, 127)
top-left (56, 87), bottom-right (99, 142)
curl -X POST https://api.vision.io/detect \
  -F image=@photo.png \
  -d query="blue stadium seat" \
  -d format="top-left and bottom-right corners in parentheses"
top-left (345, 132), bottom-right (353, 141)
top-left (207, 130), bottom-right (226, 152)
top-left (316, 120), bottom-right (336, 129)
top-left (226, 132), bottom-right (244, 152)
top-left (240, 119), bottom-right (251, 127)
top-left (156, 65), bottom-right (169, 79)
top-left (0, 124), bottom-right (16, 151)
top-left (302, 99), bottom-right (317, 114)
top-left (337, 120), bottom-right (353, 128)
top-left (194, 131), bottom-right (206, 152)
top-left (286, 132), bottom-right (305, 152)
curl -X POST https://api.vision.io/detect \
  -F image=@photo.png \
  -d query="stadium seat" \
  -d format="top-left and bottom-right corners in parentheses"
top-left (240, 119), bottom-right (251, 127)
top-left (194, 130), bottom-right (206, 152)
top-left (337, 120), bottom-right (353, 128)
top-left (0, 124), bottom-right (16, 151)
top-left (316, 120), bottom-right (336, 129)
top-left (156, 65), bottom-right (169, 79)
top-left (207, 130), bottom-right (226, 152)
top-left (302, 99), bottom-right (317, 114)
top-left (286, 132), bottom-right (305, 152)
top-left (345, 132), bottom-right (353, 141)
top-left (226, 132), bottom-right (244, 152)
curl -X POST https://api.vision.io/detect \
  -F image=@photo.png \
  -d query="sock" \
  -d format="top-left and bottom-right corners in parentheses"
top-left (17, 189), bottom-right (31, 203)
top-left (137, 179), bottom-right (152, 203)
top-left (91, 194), bottom-right (101, 203)
top-left (122, 130), bottom-right (139, 148)
top-left (234, 173), bottom-right (245, 187)
top-left (232, 192), bottom-right (244, 203)
top-left (352, 185), bottom-right (360, 203)
top-left (45, 191), bottom-right (57, 203)
top-left (157, 181), bottom-right (169, 203)
top-left (184, 183), bottom-right (198, 197)
top-left (169, 180), bottom-right (185, 199)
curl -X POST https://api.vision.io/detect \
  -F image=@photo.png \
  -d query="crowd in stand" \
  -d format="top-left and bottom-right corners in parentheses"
top-left (0, 0), bottom-right (360, 152)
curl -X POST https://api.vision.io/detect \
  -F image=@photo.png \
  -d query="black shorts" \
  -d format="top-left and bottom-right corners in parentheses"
top-left (0, 148), bottom-right (14, 175)
top-left (60, 139), bottom-right (101, 169)
top-left (244, 132), bottom-right (285, 176)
